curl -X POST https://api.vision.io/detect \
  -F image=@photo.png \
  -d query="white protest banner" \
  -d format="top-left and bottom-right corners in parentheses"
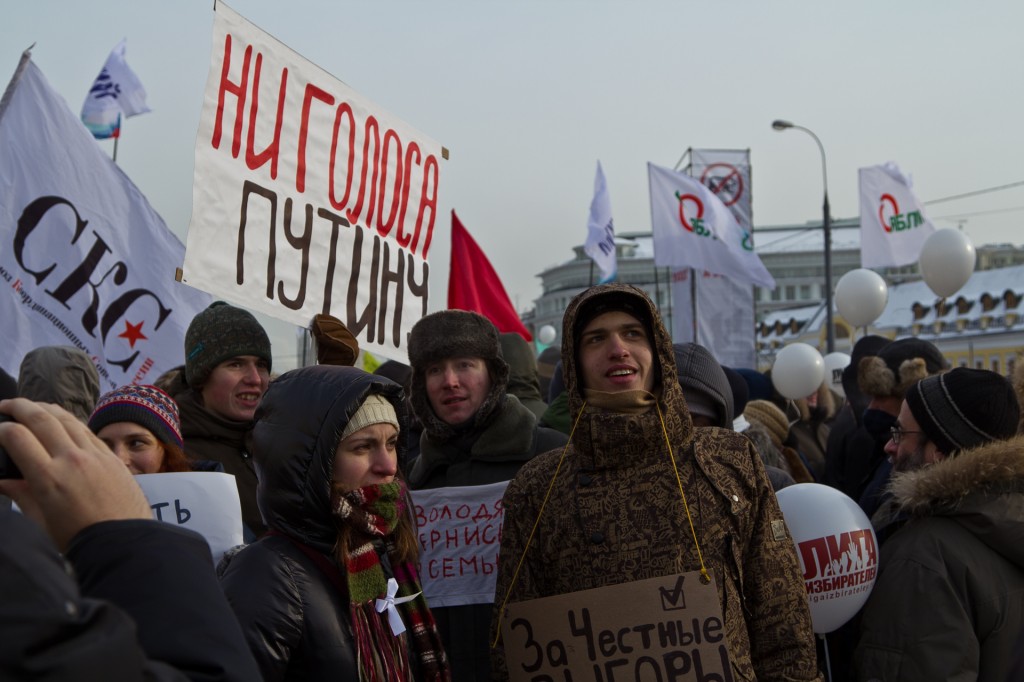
top-left (501, 572), bottom-right (732, 681)
top-left (0, 52), bottom-right (212, 390)
top-left (859, 162), bottom-right (936, 268)
top-left (411, 480), bottom-right (508, 607)
top-left (680, 150), bottom-right (757, 368)
top-left (649, 162), bottom-right (774, 289)
top-left (136, 472), bottom-right (243, 565)
top-left (671, 268), bottom-right (756, 368)
top-left (183, 3), bottom-right (445, 364)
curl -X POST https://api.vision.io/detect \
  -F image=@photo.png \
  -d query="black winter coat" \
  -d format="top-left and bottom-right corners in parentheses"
top-left (0, 512), bottom-right (259, 681)
top-left (220, 365), bottom-right (410, 681)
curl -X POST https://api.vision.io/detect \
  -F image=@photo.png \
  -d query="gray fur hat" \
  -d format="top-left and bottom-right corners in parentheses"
top-left (407, 310), bottom-right (509, 441)
top-left (857, 337), bottom-right (947, 399)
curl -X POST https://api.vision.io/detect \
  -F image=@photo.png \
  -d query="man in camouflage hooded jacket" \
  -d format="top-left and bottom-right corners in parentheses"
top-left (492, 283), bottom-right (821, 681)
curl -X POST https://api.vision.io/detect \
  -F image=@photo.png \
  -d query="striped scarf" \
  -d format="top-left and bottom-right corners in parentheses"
top-left (333, 481), bottom-right (450, 682)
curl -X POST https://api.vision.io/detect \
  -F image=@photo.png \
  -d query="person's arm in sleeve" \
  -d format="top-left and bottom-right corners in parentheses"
top-left (0, 510), bottom-right (185, 681)
top-left (0, 398), bottom-right (261, 682)
top-left (490, 471), bottom-right (545, 682)
top-left (856, 555), bottom-right (978, 681)
top-left (739, 442), bottom-right (823, 682)
top-left (69, 520), bottom-right (262, 682)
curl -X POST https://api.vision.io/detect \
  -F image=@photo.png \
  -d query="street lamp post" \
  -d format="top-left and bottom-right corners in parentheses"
top-left (771, 119), bottom-right (835, 353)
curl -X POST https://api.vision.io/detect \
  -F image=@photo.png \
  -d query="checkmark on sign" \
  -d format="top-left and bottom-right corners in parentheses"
top-left (659, 575), bottom-right (687, 611)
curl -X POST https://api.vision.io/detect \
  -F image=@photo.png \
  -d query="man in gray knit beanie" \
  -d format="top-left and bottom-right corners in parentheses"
top-left (176, 301), bottom-right (272, 539)
top-left (857, 367), bottom-right (1024, 680)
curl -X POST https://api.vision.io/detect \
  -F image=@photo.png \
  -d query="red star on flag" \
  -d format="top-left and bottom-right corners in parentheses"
top-left (118, 320), bottom-right (148, 348)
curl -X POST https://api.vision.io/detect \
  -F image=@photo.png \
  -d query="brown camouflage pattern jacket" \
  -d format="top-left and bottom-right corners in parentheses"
top-left (492, 284), bottom-right (821, 681)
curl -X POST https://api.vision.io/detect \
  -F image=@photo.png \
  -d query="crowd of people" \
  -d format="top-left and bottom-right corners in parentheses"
top-left (2, 284), bottom-right (1023, 681)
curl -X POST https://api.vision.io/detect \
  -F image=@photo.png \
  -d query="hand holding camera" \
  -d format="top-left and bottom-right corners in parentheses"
top-left (0, 399), bottom-right (152, 551)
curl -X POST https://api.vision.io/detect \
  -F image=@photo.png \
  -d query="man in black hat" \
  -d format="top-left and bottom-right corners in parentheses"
top-left (856, 368), bottom-right (1023, 681)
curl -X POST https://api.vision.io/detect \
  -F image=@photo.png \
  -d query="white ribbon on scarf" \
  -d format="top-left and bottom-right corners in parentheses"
top-left (375, 578), bottom-right (421, 636)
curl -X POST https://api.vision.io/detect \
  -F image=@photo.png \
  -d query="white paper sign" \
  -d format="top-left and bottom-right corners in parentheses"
top-left (183, 3), bottom-right (444, 363)
top-left (136, 472), bottom-right (243, 565)
top-left (411, 481), bottom-right (508, 608)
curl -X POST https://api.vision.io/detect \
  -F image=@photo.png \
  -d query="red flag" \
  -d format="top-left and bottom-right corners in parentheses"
top-left (448, 210), bottom-right (532, 341)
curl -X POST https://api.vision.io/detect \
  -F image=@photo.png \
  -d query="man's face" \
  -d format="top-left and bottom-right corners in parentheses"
top-left (200, 355), bottom-right (270, 422)
top-left (424, 357), bottom-right (491, 426)
top-left (884, 400), bottom-right (945, 473)
top-left (578, 310), bottom-right (655, 393)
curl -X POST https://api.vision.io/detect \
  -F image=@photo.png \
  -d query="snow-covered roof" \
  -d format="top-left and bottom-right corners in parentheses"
top-left (757, 263), bottom-right (1024, 344)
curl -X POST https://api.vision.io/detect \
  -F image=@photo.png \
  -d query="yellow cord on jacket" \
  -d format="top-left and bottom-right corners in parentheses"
top-left (491, 401), bottom-right (588, 648)
top-left (654, 402), bottom-right (711, 584)
top-left (491, 399), bottom-right (712, 647)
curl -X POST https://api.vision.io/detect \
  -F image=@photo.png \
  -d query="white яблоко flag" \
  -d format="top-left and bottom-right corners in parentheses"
top-left (859, 162), bottom-right (936, 268)
top-left (583, 161), bottom-right (616, 282)
top-left (81, 39), bottom-right (151, 139)
top-left (648, 162), bottom-right (774, 288)
top-left (0, 52), bottom-right (211, 390)
top-left (671, 149), bottom-right (756, 369)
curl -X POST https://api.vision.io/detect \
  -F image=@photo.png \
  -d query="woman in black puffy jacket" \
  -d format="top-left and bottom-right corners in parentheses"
top-left (219, 365), bottom-right (450, 681)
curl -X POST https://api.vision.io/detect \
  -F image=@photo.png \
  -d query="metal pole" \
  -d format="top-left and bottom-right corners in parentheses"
top-left (823, 187), bottom-right (834, 352)
top-left (771, 120), bottom-right (834, 352)
top-left (112, 114), bottom-right (120, 164)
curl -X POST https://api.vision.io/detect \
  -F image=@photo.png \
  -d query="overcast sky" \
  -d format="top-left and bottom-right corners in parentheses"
top-left (4, 1), bottom-right (1022, 369)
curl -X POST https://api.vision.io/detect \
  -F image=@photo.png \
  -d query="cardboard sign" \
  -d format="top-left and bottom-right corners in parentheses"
top-left (502, 571), bottom-right (734, 681)
top-left (183, 3), bottom-right (444, 364)
top-left (136, 472), bottom-right (243, 565)
top-left (410, 481), bottom-right (508, 607)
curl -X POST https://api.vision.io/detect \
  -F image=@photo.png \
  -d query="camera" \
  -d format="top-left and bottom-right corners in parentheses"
top-left (0, 413), bottom-right (23, 480)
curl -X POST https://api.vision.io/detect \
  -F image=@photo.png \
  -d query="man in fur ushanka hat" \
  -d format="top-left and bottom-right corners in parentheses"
top-left (854, 337), bottom-right (948, 519)
top-left (856, 368), bottom-right (1024, 681)
top-left (404, 309), bottom-right (567, 681)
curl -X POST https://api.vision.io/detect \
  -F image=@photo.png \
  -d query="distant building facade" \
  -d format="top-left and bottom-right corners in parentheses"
top-left (523, 219), bottom-right (1024, 373)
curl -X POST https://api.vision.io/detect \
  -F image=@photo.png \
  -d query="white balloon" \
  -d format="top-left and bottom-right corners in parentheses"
top-left (775, 484), bottom-right (879, 633)
top-left (823, 352), bottom-right (851, 398)
top-left (919, 228), bottom-right (976, 298)
top-left (537, 324), bottom-right (557, 345)
top-left (771, 343), bottom-right (825, 400)
top-left (834, 269), bottom-right (888, 328)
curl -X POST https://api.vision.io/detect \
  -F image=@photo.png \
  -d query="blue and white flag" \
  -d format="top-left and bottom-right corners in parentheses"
top-left (81, 39), bottom-right (150, 139)
top-left (583, 161), bottom-right (616, 283)
top-left (648, 162), bottom-right (775, 289)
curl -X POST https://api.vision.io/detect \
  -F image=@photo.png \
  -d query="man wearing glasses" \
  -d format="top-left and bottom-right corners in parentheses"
top-left (856, 368), bottom-right (1023, 681)
top-left (854, 338), bottom-right (947, 522)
